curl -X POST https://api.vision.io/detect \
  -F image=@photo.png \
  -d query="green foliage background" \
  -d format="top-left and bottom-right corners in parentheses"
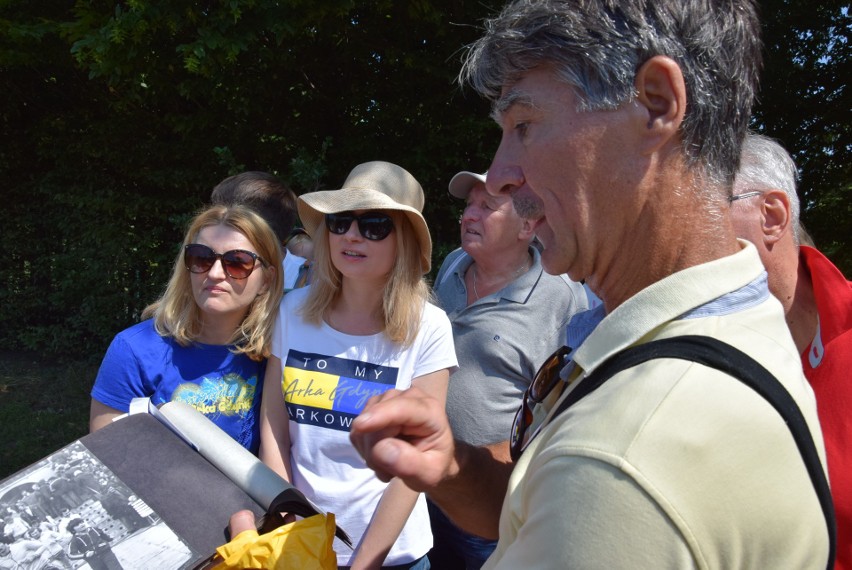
top-left (0, 0), bottom-right (849, 361)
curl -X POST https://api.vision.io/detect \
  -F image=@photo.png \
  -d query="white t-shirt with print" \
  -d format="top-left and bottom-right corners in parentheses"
top-left (271, 286), bottom-right (457, 565)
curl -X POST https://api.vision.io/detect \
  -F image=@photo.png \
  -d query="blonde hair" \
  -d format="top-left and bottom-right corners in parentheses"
top-left (300, 212), bottom-right (431, 346)
top-left (142, 204), bottom-right (284, 360)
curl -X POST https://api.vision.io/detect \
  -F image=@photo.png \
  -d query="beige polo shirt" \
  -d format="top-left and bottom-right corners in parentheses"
top-left (485, 241), bottom-right (828, 569)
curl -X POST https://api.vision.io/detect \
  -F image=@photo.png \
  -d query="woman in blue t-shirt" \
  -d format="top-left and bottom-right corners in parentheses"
top-left (90, 204), bottom-right (283, 453)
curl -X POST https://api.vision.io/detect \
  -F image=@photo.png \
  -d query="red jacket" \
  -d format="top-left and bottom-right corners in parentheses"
top-left (799, 246), bottom-right (852, 569)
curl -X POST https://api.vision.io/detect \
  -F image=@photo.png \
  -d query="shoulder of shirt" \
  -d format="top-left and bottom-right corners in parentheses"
top-left (424, 299), bottom-right (446, 314)
top-left (439, 247), bottom-right (466, 266)
top-left (423, 300), bottom-right (453, 323)
top-left (283, 284), bottom-right (311, 307)
top-left (435, 248), bottom-right (469, 290)
top-left (535, 271), bottom-right (587, 304)
top-left (115, 319), bottom-right (160, 343)
top-left (801, 245), bottom-right (852, 287)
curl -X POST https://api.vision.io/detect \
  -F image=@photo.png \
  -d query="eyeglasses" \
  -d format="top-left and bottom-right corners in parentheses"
top-left (184, 244), bottom-right (265, 279)
top-left (729, 190), bottom-right (764, 202)
top-left (325, 212), bottom-right (394, 241)
top-left (510, 345), bottom-right (573, 461)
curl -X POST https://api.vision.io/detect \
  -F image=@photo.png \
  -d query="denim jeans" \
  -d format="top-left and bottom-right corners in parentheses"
top-left (339, 554), bottom-right (430, 570)
top-left (427, 500), bottom-right (497, 570)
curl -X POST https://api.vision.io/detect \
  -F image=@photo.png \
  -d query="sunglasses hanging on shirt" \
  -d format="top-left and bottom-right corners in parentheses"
top-left (510, 345), bottom-right (574, 461)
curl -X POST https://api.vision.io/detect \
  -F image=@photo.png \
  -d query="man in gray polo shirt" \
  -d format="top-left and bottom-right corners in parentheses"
top-left (429, 170), bottom-right (589, 568)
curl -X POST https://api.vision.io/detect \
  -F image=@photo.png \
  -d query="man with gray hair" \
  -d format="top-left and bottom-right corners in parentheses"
top-left (430, 169), bottom-right (589, 568)
top-left (350, 1), bottom-right (832, 567)
top-left (730, 132), bottom-right (852, 568)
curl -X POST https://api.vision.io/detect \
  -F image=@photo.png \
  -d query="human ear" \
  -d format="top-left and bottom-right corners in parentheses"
top-left (518, 217), bottom-right (536, 242)
top-left (257, 265), bottom-right (273, 296)
top-left (760, 189), bottom-right (791, 245)
top-left (633, 55), bottom-right (686, 154)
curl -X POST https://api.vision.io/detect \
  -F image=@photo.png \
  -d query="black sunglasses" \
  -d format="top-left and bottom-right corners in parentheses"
top-left (325, 212), bottom-right (394, 241)
top-left (184, 244), bottom-right (265, 280)
top-left (510, 345), bottom-right (573, 461)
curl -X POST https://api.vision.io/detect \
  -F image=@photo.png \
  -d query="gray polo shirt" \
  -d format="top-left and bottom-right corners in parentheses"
top-left (434, 247), bottom-right (589, 446)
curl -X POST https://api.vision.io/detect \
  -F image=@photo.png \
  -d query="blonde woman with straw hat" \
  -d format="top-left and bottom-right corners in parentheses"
top-left (259, 161), bottom-right (457, 569)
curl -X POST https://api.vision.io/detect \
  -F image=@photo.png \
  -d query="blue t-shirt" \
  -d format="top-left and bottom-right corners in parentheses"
top-left (91, 319), bottom-right (265, 453)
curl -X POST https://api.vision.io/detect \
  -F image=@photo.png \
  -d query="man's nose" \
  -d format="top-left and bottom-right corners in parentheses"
top-left (485, 161), bottom-right (524, 197)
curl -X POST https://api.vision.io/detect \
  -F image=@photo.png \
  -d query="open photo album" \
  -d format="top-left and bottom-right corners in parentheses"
top-left (0, 399), bottom-right (349, 569)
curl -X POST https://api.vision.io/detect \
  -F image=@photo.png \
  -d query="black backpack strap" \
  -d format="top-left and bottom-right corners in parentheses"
top-left (552, 335), bottom-right (836, 569)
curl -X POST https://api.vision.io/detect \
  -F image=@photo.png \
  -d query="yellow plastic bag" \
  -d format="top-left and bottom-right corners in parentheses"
top-left (211, 513), bottom-right (338, 569)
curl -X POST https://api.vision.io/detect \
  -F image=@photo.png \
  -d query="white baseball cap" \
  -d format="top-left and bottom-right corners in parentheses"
top-left (447, 170), bottom-right (487, 199)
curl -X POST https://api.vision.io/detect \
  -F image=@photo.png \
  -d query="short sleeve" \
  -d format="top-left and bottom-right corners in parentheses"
top-left (412, 304), bottom-right (458, 380)
top-left (90, 332), bottom-right (147, 413)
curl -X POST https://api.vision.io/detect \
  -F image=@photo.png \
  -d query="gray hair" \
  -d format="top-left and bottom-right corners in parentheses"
top-left (460, 0), bottom-right (762, 188)
top-left (735, 132), bottom-right (802, 244)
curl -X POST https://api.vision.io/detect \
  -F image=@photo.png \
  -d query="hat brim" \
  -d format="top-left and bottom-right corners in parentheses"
top-left (298, 187), bottom-right (432, 274)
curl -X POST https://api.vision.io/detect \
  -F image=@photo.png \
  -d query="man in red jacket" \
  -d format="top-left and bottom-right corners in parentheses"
top-left (730, 132), bottom-right (852, 569)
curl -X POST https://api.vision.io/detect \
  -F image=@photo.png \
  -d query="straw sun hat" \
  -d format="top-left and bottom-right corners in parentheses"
top-left (297, 161), bottom-right (433, 274)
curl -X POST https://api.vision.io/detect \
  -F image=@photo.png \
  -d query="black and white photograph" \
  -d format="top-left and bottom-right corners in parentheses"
top-left (0, 441), bottom-right (197, 569)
